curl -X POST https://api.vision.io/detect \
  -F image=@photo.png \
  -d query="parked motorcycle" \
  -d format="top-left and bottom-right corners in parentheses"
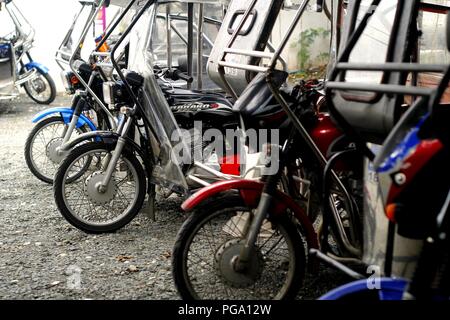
top-left (170, 0), bottom-right (360, 300)
top-left (50, 0), bottom-right (336, 238)
top-left (175, 0), bottom-right (450, 301)
top-left (319, 0), bottom-right (450, 300)
top-left (24, 0), bottom-right (122, 183)
top-left (0, 0), bottom-right (56, 104)
top-left (50, 0), bottom-right (257, 234)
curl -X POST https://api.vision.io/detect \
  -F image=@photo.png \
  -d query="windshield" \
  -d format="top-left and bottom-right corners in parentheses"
top-left (344, 0), bottom-right (398, 85)
top-left (127, 3), bottom-right (190, 193)
top-left (3, 1), bottom-right (34, 44)
top-left (147, 2), bottom-right (225, 90)
top-left (418, 3), bottom-right (450, 102)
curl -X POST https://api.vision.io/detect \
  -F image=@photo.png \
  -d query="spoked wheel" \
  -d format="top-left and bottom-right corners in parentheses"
top-left (172, 194), bottom-right (306, 300)
top-left (53, 141), bottom-right (146, 233)
top-left (23, 69), bottom-right (56, 104)
top-left (24, 116), bottom-right (89, 184)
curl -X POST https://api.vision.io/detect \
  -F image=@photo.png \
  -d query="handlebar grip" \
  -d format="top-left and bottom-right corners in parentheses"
top-left (174, 70), bottom-right (194, 84)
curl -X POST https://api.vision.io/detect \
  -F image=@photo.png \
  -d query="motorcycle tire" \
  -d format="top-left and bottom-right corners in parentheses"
top-left (23, 69), bottom-right (57, 105)
top-left (53, 141), bottom-right (146, 234)
top-left (172, 192), bottom-right (307, 300)
top-left (24, 116), bottom-right (89, 184)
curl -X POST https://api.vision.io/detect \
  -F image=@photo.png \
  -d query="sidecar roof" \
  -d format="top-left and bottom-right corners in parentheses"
top-left (157, 0), bottom-right (230, 3)
top-left (110, 0), bottom-right (229, 7)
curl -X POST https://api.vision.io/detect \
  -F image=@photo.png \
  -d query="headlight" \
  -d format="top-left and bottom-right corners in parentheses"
top-left (103, 81), bottom-right (117, 105)
top-left (103, 80), bottom-right (132, 107)
top-left (60, 71), bottom-right (79, 94)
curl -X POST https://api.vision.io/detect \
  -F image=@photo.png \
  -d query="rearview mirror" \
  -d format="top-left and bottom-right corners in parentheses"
top-left (447, 10), bottom-right (450, 52)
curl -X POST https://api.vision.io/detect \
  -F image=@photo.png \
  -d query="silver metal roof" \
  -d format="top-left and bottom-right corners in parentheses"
top-left (110, 0), bottom-right (229, 8)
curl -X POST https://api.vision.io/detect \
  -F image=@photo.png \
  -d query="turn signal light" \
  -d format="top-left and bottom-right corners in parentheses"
top-left (70, 75), bottom-right (79, 85)
top-left (385, 203), bottom-right (397, 222)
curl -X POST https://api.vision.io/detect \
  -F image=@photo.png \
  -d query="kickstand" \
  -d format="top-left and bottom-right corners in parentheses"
top-left (143, 184), bottom-right (156, 222)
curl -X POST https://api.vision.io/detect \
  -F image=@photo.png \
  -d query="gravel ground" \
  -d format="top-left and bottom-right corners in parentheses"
top-left (0, 95), bottom-right (345, 300)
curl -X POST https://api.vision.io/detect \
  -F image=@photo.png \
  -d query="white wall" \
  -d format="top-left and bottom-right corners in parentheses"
top-left (272, 9), bottom-right (331, 72)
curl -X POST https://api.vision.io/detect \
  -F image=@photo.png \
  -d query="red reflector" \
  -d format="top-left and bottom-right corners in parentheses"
top-left (385, 203), bottom-right (397, 222)
top-left (70, 75), bottom-right (79, 84)
top-left (220, 155), bottom-right (240, 176)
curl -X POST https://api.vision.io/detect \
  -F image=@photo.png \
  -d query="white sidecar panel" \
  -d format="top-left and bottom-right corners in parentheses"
top-left (0, 42), bottom-right (17, 99)
top-left (207, 0), bottom-right (284, 95)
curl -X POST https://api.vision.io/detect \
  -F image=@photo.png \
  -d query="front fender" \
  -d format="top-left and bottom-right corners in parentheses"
top-left (31, 107), bottom-right (97, 131)
top-left (59, 130), bottom-right (119, 152)
top-left (319, 278), bottom-right (408, 300)
top-left (60, 130), bottom-right (154, 186)
top-left (25, 61), bottom-right (49, 74)
top-left (182, 179), bottom-right (319, 251)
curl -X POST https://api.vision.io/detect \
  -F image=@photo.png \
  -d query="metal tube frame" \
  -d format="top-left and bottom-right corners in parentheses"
top-left (215, 0), bottom-right (366, 257)
top-left (197, 3), bottom-right (204, 90)
top-left (102, 0), bottom-right (260, 192)
top-left (166, 4), bottom-right (172, 69)
top-left (55, 2), bottom-right (95, 70)
top-left (69, 0), bottom-right (118, 130)
top-left (187, 3), bottom-right (194, 89)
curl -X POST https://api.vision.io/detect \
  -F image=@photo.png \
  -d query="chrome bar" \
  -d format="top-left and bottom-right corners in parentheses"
top-left (15, 68), bottom-right (37, 85)
top-left (91, 51), bottom-right (111, 57)
top-left (310, 249), bottom-right (365, 280)
top-left (187, 175), bottom-right (210, 187)
top-left (197, 3), bottom-right (204, 90)
top-left (69, 0), bottom-right (117, 130)
top-left (267, 41), bottom-right (287, 71)
top-left (61, 115), bottom-right (80, 145)
top-left (218, 61), bottom-right (268, 73)
top-left (187, 3), bottom-right (194, 90)
top-left (217, 0), bottom-right (258, 99)
top-left (101, 116), bottom-right (133, 187)
top-left (223, 48), bottom-right (274, 59)
top-left (193, 161), bottom-right (235, 180)
top-left (326, 82), bottom-right (434, 96)
top-left (269, 0), bottom-right (309, 69)
top-left (166, 4), bottom-right (172, 69)
top-left (336, 62), bottom-right (447, 72)
top-left (170, 21), bottom-right (188, 45)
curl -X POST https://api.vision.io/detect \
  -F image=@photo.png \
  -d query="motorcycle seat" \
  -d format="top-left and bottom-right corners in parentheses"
top-left (232, 70), bottom-right (288, 117)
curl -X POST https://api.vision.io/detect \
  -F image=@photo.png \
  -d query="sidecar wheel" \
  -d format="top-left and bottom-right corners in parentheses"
top-left (23, 69), bottom-right (56, 105)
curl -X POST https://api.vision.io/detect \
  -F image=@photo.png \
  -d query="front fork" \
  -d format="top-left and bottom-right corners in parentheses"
top-left (98, 109), bottom-right (134, 191)
top-left (57, 95), bottom-right (85, 157)
top-left (235, 140), bottom-right (287, 272)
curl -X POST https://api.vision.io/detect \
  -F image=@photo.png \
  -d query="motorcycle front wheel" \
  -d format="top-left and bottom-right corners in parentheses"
top-left (53, 141), bottom-right (146, 233)
top-left (172, 193), bottom-right (306, 300)
top-left (24, 116), bottom-right (89, 184)
top-left (23, 69), bottom-right (56, 105)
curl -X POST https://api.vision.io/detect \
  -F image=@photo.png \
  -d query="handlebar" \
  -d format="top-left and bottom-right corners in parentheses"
top-left (165, 69), bottom-right (194, 84)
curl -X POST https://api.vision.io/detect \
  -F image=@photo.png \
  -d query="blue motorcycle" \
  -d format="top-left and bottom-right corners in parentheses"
top-left (0, 0), bottom-right (56, 104)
